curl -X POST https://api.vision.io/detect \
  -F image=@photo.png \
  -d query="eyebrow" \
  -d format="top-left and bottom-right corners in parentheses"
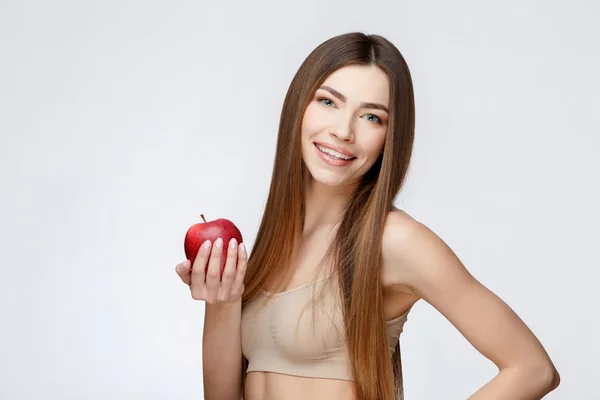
top-left (319, 85), bottom-right (389, 114)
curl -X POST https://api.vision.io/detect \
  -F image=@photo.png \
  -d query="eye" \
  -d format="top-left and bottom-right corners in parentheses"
top-left (364, 114), bottom-right (382, 124)
top-left (317, 97), bottom-right (336, 108)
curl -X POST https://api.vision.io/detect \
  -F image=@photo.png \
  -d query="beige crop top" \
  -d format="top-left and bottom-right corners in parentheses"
top-left (241, 276), bottom-right (409, 381)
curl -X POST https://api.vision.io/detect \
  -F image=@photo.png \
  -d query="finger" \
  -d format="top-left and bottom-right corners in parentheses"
top-left (218, 238), bottom-right (238, 301)
top-left (230, 242), bottom-right (248, 297)
top-left (191, 240), bottom-right (211, 298)
top-left (175, 260), bottom-right (191, 286)
top-left (205, 237), bottom-right (223, 303)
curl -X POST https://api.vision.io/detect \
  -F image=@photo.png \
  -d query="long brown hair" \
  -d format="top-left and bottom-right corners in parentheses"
top-left (241, 32), bottom-right (415, 399)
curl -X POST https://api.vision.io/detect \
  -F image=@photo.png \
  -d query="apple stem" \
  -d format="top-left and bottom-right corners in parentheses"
top-left (201, 214), bottom-right (207, 223)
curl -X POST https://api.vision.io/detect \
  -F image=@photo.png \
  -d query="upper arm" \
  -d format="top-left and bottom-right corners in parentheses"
top-left (381, 211), bottom-right (555, 371)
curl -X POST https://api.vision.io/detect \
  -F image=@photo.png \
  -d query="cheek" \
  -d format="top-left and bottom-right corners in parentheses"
top-left (375, 134), bottom-right (386, 153)
top-left (358, 131), bottom-right (386, 158)
top-left (300, 116), bottom-right (311, 140)
top-left (301, 103), bottom-right (329, 138)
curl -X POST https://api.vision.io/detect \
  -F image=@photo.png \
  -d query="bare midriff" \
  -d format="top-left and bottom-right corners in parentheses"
top-left (244, 371), bottom-right (357, 400)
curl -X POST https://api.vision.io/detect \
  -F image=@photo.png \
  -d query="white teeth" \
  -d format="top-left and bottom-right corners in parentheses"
top-left (316, 144), bottom-right (354, 160)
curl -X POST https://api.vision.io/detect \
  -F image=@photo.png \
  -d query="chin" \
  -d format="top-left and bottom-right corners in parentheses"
top-left (313, 175), bottom-right (348, 187)
top-left (304, 165), bottom-right (354, 188)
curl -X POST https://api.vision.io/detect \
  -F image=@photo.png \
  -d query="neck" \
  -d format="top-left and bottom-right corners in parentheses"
top-left (302, 176), bottom-right (355, 234)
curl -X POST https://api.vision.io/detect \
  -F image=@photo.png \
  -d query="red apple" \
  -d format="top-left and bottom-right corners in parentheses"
top-left (184, 214), bottom-right (243, 277)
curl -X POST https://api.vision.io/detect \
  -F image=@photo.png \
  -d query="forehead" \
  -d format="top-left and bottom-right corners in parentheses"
top-left (320, 65), bottom-right (390, 106)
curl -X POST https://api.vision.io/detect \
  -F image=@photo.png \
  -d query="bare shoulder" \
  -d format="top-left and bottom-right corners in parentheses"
top-left (381, 207), bottom-right (468, 296)
top-left (380, 208), bottom-right (423, 293)
top-left (381, 209), bottom-right (560, 390)
top-left (382, 207), bottom-right (422, 255)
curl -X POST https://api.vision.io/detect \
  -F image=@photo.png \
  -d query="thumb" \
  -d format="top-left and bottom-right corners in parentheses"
top-left (176, 260), bottom-right (192, 286)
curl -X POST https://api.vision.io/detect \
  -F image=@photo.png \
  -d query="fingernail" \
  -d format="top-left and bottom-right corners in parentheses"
top-left (240, 243), bottom-right (246, 253)
top-left (203, 240), bottom-right (211, 249)
top-left (230, 238), bottom-right (237, 249)
top-left (181, 261), bottom-right (187, 269)
top-left (215, 237), bottom-right (223, 248)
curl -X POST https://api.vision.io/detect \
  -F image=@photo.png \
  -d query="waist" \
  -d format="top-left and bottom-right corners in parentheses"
top-left (244, 371), bottom-right (356, 400)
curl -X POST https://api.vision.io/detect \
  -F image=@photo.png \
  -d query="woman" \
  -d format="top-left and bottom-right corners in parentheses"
top-left (175, 32), bottom-right (560, 400)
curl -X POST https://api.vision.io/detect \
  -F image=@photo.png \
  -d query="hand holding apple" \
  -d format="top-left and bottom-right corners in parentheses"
top-left (184, 214), bottom-right (244, 277)
top-left (176, 214), bottom-right (247, 304)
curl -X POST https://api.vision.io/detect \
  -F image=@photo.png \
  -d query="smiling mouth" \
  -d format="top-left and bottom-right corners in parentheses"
top-left (314, 143), bottom-right (357, 160)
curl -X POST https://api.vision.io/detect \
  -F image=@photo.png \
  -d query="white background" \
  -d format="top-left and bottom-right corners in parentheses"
top-left (1, 1), bottom-right (598, 399)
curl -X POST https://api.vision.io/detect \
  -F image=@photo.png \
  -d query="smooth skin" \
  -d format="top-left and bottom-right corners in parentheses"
top-left (176, 237), bottom-right (248, 400)
top-left (177, 238), bottom-right (247, 305)
top-left (176, 64), bottom-right (560, 399)
top-left (381, 209), bottom-right (560, 399)
top-left (176, 216), bottom-right (560, 399)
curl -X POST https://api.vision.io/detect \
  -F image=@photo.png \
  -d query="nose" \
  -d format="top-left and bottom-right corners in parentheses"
top-left (329, 112), bottom-right (354, 142)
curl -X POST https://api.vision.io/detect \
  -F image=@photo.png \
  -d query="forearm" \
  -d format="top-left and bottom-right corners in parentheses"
top-left (468, 365), bottom-right (560, 400)
top-left (202, 300), bottom-right (243, 400)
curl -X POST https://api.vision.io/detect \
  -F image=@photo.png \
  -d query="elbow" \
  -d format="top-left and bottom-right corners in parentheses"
top-left (546, 365), bottom-right (561, 392)
top-left (505, 360), bottom-right (560, 396)
top-left (532, 362), bottom-right (560, 394)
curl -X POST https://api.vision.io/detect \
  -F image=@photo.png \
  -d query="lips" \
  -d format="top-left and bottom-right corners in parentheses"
top-left (313, 143), bottom-right (357, 166)
top-left (314, 143), bottom-right (356, 159)
top-left (314, 142), bottom-right (355, 158)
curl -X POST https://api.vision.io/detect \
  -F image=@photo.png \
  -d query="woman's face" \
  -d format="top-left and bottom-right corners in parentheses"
top-left (301, 64), bottom-right (390, 188)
